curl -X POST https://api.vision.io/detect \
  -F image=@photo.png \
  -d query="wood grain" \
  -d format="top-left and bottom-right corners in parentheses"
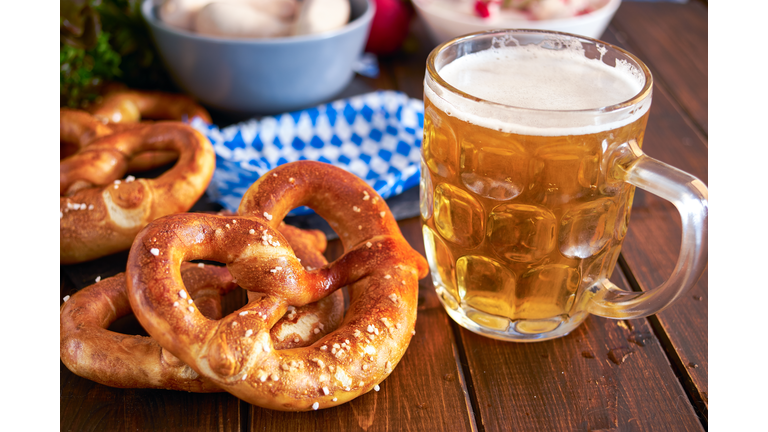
top-left (61, 363), bottom-right (243, 432)
top-left (601, 16), bottom-right (710, 417)
top-left (457, 269), bottom-right (704, 432)
top-left (610, 1), bottom-right (708, 134)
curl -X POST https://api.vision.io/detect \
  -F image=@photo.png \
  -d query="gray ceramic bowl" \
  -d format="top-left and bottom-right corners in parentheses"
top-left (141, 0), bottom-right (374, 115)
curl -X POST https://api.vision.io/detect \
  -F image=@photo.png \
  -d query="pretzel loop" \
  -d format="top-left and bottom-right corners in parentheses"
top-left (61, 224), bottom-right (342, 392)
top-left (127, 161), bottom-right (428, 411)
top-left (88, 89), bottom-right (213, 124)
top-left (61, 104), bottom-right (205, 172)
top-left (60, 122), bottom-right (215, 264)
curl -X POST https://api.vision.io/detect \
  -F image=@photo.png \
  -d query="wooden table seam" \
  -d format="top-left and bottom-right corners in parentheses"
top-left (616, 255), bottom-right (709, 428)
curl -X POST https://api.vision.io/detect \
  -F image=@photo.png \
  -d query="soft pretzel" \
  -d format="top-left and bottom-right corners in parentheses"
top-left (61, 108), bottom-right (122, 158)
top-left (126, 161), bottom-right (429, 411)
top-left (60, 122), bottom-right (215, 264)
top-left (88, 89), bottom-right (212, 124)
top-left (79, 89), bottom-right (210, 171)
top-left (61, 108), bottom-right (184, 172)
top-left (61, 224), bottom-right (343, 391)
top-left (61, 263), bottom-right (235, 391)
top-left (60, 108), bottom-right (168, 172)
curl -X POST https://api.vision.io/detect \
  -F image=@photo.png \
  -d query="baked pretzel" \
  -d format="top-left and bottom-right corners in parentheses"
top-left (126, 161), bottom-right (429, 411)
top-left (88, 89), bottom-right (212, 124)
top-left (61, 263), bottom-right (235, 391)
top-left (68, 88), bottom-right (210, 171)
top-left (60, 123), bottom-right (215, 264)
top-left (61, 224), bottom-right (343, 391)
top-left (61, 108), bottom-right (120, 158)
top-left (60, 108), bottom-right (168, 171)
top-left (61, 107), bottom-right (189, 172)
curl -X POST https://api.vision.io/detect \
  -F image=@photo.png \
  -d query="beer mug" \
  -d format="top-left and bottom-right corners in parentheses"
top-left (420, 29), bottom-right (708, 342)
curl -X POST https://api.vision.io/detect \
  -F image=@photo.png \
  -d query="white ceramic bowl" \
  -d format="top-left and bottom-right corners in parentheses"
top-left (413, 0), bottom-right (621, 44)
top-left (141, 0), bottom-right (374, 115)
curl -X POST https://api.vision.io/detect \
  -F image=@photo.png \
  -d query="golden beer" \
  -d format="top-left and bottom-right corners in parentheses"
top-left (421, 31), bottom-right (653, 340)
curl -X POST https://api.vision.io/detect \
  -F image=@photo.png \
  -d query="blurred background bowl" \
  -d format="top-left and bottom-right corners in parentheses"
top-left (141, 0), bottom-right (374, 115)
top-left (413, 0), bottom-right (621, 45)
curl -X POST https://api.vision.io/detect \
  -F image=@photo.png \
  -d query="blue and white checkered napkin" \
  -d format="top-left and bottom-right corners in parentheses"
top-left (191, 91), bottom-right (424, 215)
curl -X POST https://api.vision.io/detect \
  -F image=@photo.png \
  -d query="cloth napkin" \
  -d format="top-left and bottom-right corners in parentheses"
top-left (191, 91), bottom-right (424, 216)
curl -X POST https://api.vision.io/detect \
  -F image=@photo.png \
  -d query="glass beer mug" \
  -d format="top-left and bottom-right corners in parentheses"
top-left (420, 29), bottom-right (708, 342)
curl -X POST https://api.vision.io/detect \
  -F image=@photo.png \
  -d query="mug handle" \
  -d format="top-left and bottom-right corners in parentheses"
top-left (587, 139), bottom-right (708, 319)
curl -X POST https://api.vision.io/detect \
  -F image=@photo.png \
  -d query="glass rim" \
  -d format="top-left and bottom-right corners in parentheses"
top-left (425, 29), bottom-right (654, 115)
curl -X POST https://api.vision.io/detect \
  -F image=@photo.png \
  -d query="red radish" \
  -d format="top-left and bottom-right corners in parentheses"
top-left (365, 0), bottom-right (413, 55)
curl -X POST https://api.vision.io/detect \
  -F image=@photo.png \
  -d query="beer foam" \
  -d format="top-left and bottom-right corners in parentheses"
top-left (427, 42), bottom-right (650, 136)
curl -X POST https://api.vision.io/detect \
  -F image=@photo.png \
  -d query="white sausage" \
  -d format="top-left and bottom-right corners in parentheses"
top-left (293, 0), bottom-right (350, 36)
top-left (194, 2), bottom-right (292, 38)
top-left (159, 0), bottom-right (211, 31)
top-left (246, 0), bottom-right (298, 20)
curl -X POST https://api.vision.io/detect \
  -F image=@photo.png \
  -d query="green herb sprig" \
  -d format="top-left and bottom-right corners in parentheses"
top-left (60, 0), bottom-right (173, 108)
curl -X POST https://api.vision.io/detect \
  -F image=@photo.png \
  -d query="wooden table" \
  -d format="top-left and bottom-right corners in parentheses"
top-left (60, 1), bottom-right (708, 430)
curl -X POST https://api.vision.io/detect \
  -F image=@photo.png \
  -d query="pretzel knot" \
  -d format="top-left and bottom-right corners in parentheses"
top-left (126, 161), bottom-right (429, 411)
top-left (60, 122), bottom-right (215, 264)
top-left (60, 224), bottom-right (343, 392)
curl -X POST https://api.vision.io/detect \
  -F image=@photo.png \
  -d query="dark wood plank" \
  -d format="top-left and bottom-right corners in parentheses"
top-left (610, 0), bottom-right (708, 134)
top-left (458, 268), bottom-right (704, 431)
top-left (61, 363), bottom-right (243, 432)
top-left (61, 360), bottom-right (127, 432)
top-left (615, 193), bottom-right (710, 412)
top-left (600, 24), bottom-right (709, 414)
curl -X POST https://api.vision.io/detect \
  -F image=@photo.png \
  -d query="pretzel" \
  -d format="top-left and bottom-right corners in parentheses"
top-left (61, 224), bottom-right (343, 391)
top-left (60, 109), bottom-right (166, 171)
top-left (126, 161), bottom-right (429, 411)
top-left (61, 108), bottom-right (186, 172)
top-left (61, 263), bottom-right (235, 391)
top-left (62, 108), bottom-right (120, 157)
top-left (60, 122), bottom-right (215, 264)
top-left (88, 89), bottom-right (212, 125)
top-left (73, 89), bottom-right (210, 171)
